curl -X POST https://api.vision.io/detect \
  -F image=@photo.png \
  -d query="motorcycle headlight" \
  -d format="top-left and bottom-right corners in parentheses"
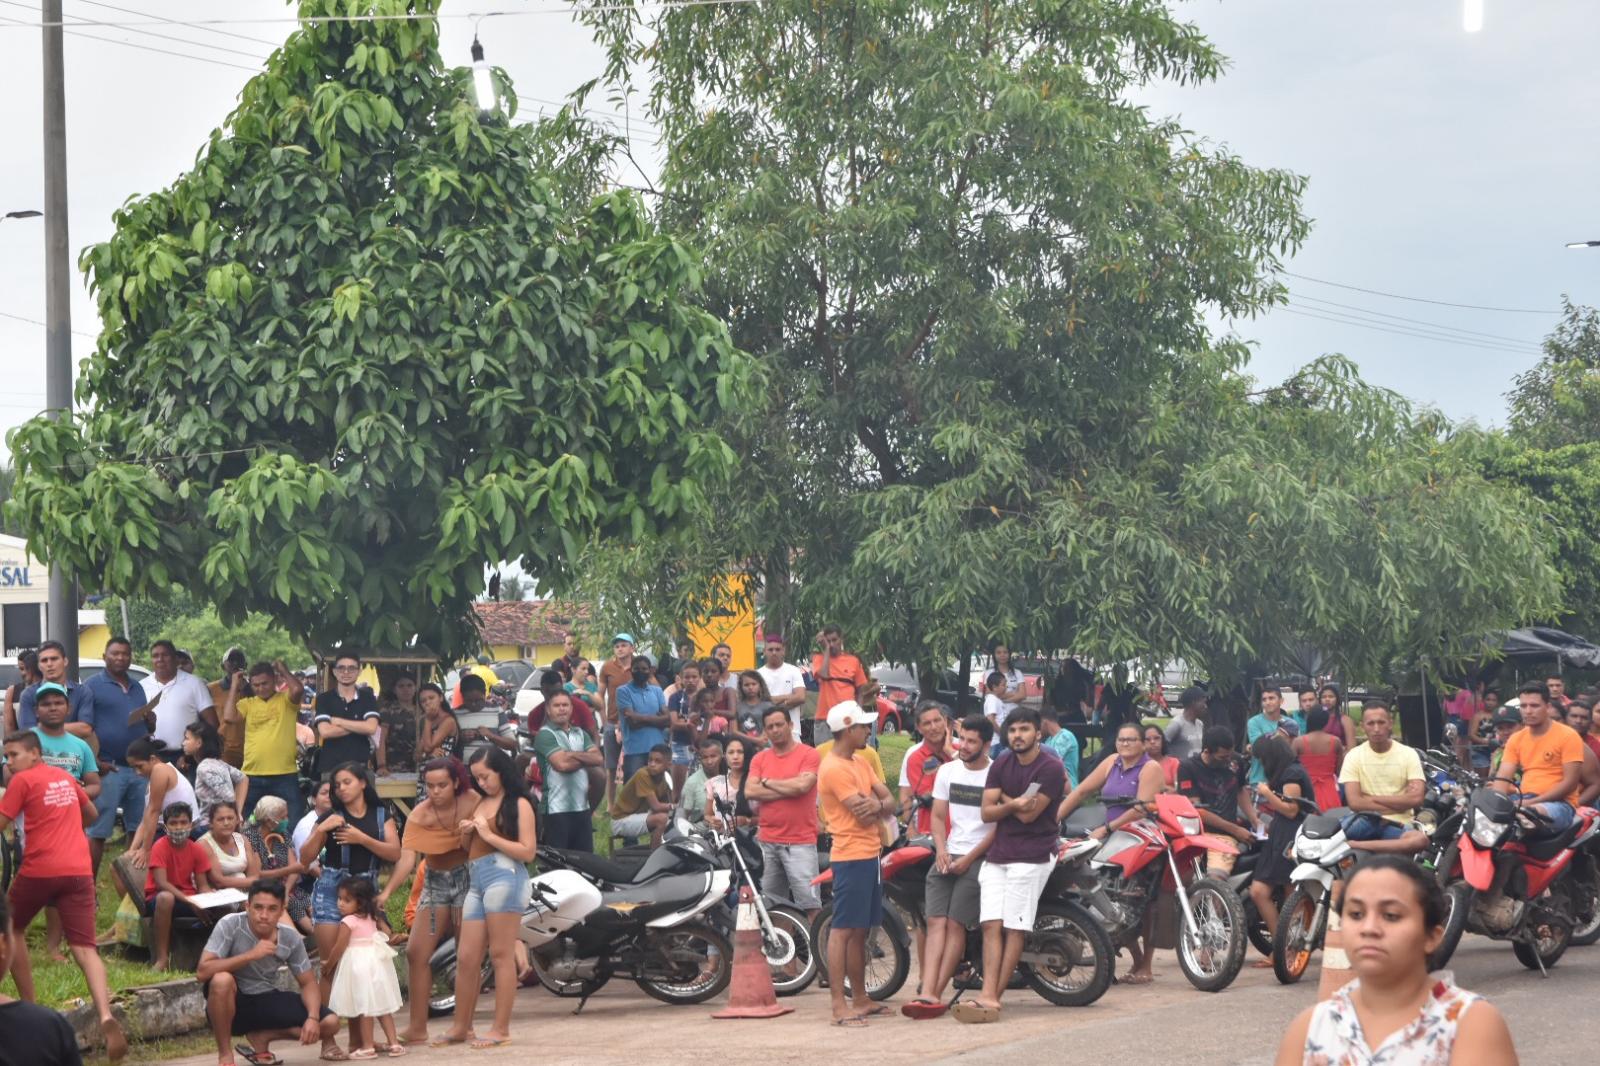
top-left (1469, 808), bottom-right (1508, 848)
top-left (1295, 837), bottom-right (1328, 862)
top-left (1177, 815), bottom-right (1202, 837)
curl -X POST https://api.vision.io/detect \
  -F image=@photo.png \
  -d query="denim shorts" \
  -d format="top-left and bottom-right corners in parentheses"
top-left (671, 741), bottom-right (695, 767)
top-left (462, 851), bottom-right (530, 922)
top-left (312, 867), bottom-right (375, 925)
top-left (418, 861), bottom-right (471, 910)
top-left (830, 858), bottom-right (883, 930)
top-left (1340, 812), bottom-right (1410, 842)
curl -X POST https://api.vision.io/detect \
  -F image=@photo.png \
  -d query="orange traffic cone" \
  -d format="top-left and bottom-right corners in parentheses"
top-left (1316, 907), bottom-right (1354, 1000)
top-left (712, 886), bottom-right (793, 1019)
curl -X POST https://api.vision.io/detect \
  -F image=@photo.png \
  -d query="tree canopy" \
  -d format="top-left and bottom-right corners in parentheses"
top-left (4, 0), bottom-right (750, 661)
top-left (573, 0), bottom-right (1558, 681)
top-left (1507, 299), bottom-right (1600, 449)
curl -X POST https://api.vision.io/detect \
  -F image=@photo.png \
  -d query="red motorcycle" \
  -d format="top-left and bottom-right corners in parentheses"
top-left (1054, 793), bottom-right (1249, 992)
top-left (1430, 787), bottom-right (1600, 973)
top-left (809, 835), bottom-right (1115, 1006)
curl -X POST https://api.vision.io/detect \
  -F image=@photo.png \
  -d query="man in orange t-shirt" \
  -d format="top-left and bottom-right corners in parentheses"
top-left (816, 699), bottom-right (894, 1027)
top-left (1495, 682), bottom-right (1584, 829)
top-left (811, 624), bottom-right (867, 740)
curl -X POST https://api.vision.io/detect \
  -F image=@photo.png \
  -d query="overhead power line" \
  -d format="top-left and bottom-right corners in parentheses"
top-left (1288, 292), bottom-right (1543, 349)
top-left (1282, 270), bottom-right (1559, 315)
top-left (0, 0), bottom-right (767, 30)
top-left (0, 0), bottom-right (267, 60)
top-left (1278, 307), bottom-right (1541, 357)
top-left (74, 0), bottom-right (282, 47)
top-left (0, 11), bottom-right (262, 71)
top-left (0, 308), bottom-right (98, 339)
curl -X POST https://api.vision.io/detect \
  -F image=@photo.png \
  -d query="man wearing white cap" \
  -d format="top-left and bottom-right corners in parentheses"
top-left (815, 699), bottom-right (895, 1027)
top-left (597, 634), bottom-right (636, 808)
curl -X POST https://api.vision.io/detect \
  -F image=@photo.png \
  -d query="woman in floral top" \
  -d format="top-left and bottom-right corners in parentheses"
top-left (1275, 856), bottom-right (1516, 1065)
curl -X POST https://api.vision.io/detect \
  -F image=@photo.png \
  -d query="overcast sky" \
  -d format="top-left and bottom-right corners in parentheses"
top-left (1, 0), bottom-right (1595, 461)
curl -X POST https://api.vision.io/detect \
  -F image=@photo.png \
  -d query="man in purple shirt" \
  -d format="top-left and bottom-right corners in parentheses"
top-left (952, 706), bottom-right (1064, 1024)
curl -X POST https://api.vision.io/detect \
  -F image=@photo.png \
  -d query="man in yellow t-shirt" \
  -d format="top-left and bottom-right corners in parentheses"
top-left (223, 661), bottom-right (305, 823)
top-left (1337, 701), bottom-right (1428, 855)
top-left (1495, 682), bottom-right (1584, 830)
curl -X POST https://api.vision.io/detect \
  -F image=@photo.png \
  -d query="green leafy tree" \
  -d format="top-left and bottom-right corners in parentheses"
top-left (0, 464), bottom-right (16, 536)
top-left (166, 607), bottom-right (310, 676)
top-left (574, 0), bottom-right (1557, 682)
top-left (1506, 299), bottom-right (1600, 449)
top-left (4, 0), bottom-right (750, 661)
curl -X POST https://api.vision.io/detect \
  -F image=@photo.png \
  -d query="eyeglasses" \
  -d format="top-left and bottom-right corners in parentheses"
top-left (333, 664), bottom-right (359, 672)
top-left (1116, 736), bottom-right (1142, 744)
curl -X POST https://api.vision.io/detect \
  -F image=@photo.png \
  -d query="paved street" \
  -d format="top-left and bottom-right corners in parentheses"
top-left (169, 937), bottom-right (1597, 1065)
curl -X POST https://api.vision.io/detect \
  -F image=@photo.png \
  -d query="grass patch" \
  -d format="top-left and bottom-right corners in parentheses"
top-left (877, 732), bottom-right (912, 791)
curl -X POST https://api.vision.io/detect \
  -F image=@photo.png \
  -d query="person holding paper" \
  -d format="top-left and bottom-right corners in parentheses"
top-left (144, 801), bottom-right (217, 971)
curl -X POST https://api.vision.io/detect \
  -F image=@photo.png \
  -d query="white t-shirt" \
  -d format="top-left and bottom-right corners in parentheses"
top-left (758, 662), bottom-right (808, 731)
top-left (983, 692), bottom-right (1014, 732)
top-left (932, 759), bottom-right (992, 855)
top-left (291, 810), bottom-right (319, 856)
top-left (140, 670), bottom-right (216, 749)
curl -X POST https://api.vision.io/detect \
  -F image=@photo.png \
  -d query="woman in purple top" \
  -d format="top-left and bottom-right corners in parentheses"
top-left (1057, 722), bottom-right (1168, 983)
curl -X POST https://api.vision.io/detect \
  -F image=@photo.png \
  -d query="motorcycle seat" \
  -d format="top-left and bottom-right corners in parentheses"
top-left (1300, 813), bottom-right (1347, 840)
top-left (1522, 822), bottom-right (1580, 861)
top-left (548, 847), bottom-right (647, 885)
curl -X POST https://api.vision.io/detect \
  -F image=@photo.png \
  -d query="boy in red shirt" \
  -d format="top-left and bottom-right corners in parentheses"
top-left (0, 730), bottom-right (127, 1060)
top-left (143, 801), bottom-right (215, 970)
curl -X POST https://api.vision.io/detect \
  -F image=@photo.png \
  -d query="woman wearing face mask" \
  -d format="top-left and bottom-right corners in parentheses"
top-left (1275, 856), bottom-right (1517, 1065)
top-left (381, 757), bottom-right (479, 1045)
top-left (197, 800), bottom-right (261, 890)
top-left (298, 763), bottom-right (403, 1002)
top-left (242, 794), bottom-right (313, 935)
top-left (435, 748), bottom-right (535, 1051)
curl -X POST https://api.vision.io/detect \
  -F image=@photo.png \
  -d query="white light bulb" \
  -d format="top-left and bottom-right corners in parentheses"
top-left (470, 36), bottom-right (497, 112)
top-left (1463, 0), bottom-right (1484, 32)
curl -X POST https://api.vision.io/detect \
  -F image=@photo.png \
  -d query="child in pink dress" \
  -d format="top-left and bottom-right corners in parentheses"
top-left (326, 877), bottom-right (404, 1058)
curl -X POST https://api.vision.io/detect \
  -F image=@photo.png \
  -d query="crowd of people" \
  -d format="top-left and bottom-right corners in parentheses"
top-left (0, 627), bottom-right (1560, 1062)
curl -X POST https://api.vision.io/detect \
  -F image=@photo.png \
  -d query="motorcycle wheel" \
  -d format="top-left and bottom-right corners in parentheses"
top-left (1428, 882), bottom-right (1472, 971)
top-left (1569, 868), bottom-right (1600, 946)
top-left (767, 906), bottom-right (820, 996)
top-left (1175, 876), bottom-right (1248, 993)
top-left (1511, 901), bottom-right (1572, 972)
top-left (1271, 886), bottom-right (1323, 985)
top-left (809, 903), bottom-right (912, 1001)
top-left (1023, 901), bottom-right (1114, 1007)
top-left (427, 950), bottom-right (495, 1017)
top-left (636, 923), bottom-right (734, 1004)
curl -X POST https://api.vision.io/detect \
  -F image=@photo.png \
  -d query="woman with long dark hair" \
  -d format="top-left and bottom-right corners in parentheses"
top-left (182, 720), bottom-right (247, 835)
top-left (437, 747), bottom-right (535, 1050)
top-left (123, 737), bottom-right (197, 872)
top-left (1248, 735), bottom-right (1313, 958)
top-left (298, 762), bottom-right (402, 998)
top-left (384, 757), bottom-right (478, 1045)
top-left (706, 734), bottom-right (760, 829)
top-left (1292, 707), bottom-right (1345, 813)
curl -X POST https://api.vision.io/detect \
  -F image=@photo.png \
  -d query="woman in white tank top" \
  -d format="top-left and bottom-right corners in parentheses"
top-left (125, 737), bottom-right (197, 862)
top-left (1276, 857), bottom-right (1517, 1065)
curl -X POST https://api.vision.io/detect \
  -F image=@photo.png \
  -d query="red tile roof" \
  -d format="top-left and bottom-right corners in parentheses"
top-left (473, 599), bottom-right (592, 649)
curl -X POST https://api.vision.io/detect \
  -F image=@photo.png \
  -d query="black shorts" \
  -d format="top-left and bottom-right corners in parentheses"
top-left (211, 988), bottom-right (333, 1037)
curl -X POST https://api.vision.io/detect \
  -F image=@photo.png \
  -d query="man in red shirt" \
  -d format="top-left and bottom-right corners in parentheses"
top-left (811, 625), bottom-right (867, 742)
top-left (0, 730), bottom-right (127, 1060)
top-left (1567, 700), bottom-right (1600, 763)
top-left (746, 706), bottom-right (822, 918)
top-left (898, 702), bottom-right (956, 835)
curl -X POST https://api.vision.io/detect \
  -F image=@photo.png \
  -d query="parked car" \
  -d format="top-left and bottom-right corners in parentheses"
top-left (870, 662), bottom-right (973, 731)
top-left (0, 657), bottom-right (151, 690)
top-left (490, 658), bottom-right (538, 692)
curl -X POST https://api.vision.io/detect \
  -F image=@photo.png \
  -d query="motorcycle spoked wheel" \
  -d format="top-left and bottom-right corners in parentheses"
top-left (809, 903), bottom-right (912, 1001)
top-left (1022, 901), bottom-right (1115, 1007)
top-left (1569, 867), bottom-right (1600, 947)
top-left (1270, 886), bottom-right (1323, 985)
top-left (1174, 876), bottom-right (1248, 993)
top-left (765, 906), bottom-right (820, 996)
top-left (635, 923), bottom-right (735, 1004)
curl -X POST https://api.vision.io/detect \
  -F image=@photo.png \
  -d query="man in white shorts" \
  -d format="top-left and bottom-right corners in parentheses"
top-left (952, 707), bottom-right (1065, 1024)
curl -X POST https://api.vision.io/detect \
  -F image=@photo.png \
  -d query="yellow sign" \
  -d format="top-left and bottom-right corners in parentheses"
top-left (685, 572), bottom-right (757, 671)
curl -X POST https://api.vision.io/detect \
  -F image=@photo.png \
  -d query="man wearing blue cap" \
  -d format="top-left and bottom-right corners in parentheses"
top-left (597, 634), bottom-right (636, 808)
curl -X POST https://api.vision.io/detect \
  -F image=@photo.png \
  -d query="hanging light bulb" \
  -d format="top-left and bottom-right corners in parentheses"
top-left (470, 35), bottom-right (497, 112)
top-left (1463, 0), bottom-right (1484, 32)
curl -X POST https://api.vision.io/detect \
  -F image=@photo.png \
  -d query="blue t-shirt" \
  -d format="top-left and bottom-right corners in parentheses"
top-left (17, 680), bottom-right (92, 730)
top-left (616, 682), bottom-right (667, 755)
top-left (1246, 711), bottom-right (1306, 784)
top-left (1043, 728), bottom-right (1081, 789)
top-left (83, 670), bottom-right (150, 764)
top-left (33, 728), bottom-right (98, 782)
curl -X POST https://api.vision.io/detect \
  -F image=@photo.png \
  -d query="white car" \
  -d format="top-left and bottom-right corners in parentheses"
top-left (0, 657), bottom-right (151, 689)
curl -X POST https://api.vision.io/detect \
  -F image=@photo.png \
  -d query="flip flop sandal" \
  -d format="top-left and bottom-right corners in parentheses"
top-left (428, 1035), bottom-right (474, 1049)
top-left (469, 1036), bottom-right (513, 1050)
top-left (387, 1047), bottom-right (409, 1058)
top-left (348, 1051), bottom-right (378, 1062)
top-left (319, 1050), bottom-right (351, 1063)
top-left (234, 1047), bottom-right (283, 1066)
top-left (900, 1000), bottom-right (948, 1020)
top-left (831, 1015), bottom-right (869, 1028)
top-left (950, 1001), bottom-right (1000, 1024)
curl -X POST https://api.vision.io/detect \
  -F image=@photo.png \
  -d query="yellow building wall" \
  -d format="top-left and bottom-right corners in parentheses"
top-left (488, 643), bottom-right (523, 662)
top-left (686, 573), bottom-right (758, 671)
top-left (77, 624), bottom-right (111, 662)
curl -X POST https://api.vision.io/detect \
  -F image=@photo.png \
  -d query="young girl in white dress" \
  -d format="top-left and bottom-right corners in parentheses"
top-left (326, 875), bottom-right (405, 1059)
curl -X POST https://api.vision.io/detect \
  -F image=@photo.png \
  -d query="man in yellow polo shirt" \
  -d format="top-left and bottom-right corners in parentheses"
top-left (223, 661), bottom-right (305, 823)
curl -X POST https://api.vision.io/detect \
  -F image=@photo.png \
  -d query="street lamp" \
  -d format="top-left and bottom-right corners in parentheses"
top-left (2, 209), bottom-right (42, 221)
top-left (1568, 241), bottom-right (1600, 249)
top-left (1463, 0), bottom-right (1485, 32)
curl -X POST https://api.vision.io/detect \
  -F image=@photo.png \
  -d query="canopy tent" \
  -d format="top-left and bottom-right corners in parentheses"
top-left (1484, 627), bottom-right (1600, 670)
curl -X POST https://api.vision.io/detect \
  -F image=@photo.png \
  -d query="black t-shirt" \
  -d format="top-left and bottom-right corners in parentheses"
top-left (1176, 754), bottom-right (1247, 825)
top-left (313, 688), bottom-right (380, 776)
top-left (0, 1000), bottom-right (82, 1065)
top-left (321, 801), bottom-right (386, 876)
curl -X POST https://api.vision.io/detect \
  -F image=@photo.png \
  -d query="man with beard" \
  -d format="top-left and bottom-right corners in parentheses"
top-left (902, 715), bottom-right (996, 1020)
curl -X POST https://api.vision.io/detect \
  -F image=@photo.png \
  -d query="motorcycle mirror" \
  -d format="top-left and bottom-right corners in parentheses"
top-left (1443, 721), bottom-right (1459, 741)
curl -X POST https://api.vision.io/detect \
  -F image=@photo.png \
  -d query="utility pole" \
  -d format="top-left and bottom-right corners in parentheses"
top-left (42, 0), bottom-right (77, 677)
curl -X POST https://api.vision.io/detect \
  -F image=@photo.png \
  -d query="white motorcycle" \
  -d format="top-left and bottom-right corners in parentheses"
top-left (428, 862), bottom-right (734, 1013)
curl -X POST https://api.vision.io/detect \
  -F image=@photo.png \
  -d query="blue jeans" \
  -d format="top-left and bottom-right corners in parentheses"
top-left (462, 852), bottom-right (530, 922)
top-left (1341, 812), bottom-right (1409, 842)
top-left (249, 773), bottom-right (303, 827)
top-left (1522, 798), bottom-right (1576, 834)
top-left (622, 752), bottom-right (650, 781)
top-left (312, 867), bottom-right (376, 925)
top-left (89, 765), bottom-right (148, 841)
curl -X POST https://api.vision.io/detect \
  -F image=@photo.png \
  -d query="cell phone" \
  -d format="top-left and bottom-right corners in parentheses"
top-left (1021, 782), bottom-right (1041, 799)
